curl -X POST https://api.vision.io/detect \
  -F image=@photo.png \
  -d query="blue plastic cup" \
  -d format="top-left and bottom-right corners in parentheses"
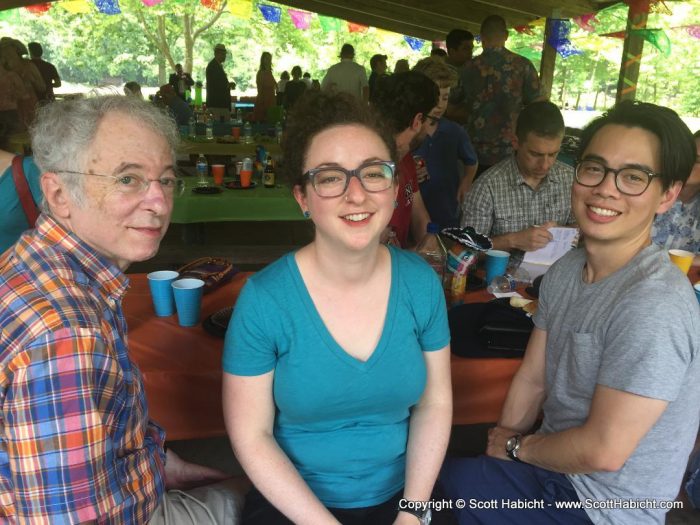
top-left (485, 249), bottom-right (510, 286)
top-left (147, 270), bottom-right (179, 317)
top-left (172, 278), bottom-right (205, 327)
top-left (694, 283), bottom-right (700, 305)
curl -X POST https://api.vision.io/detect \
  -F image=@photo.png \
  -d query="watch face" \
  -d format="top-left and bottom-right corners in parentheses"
top-left (421, 508), bottom-right (432, 525)
top-left (506, 436), bottom-right (518, 452)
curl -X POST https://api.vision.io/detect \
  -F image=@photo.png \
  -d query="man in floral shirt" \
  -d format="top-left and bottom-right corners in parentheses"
top-left (454, 15), bottom-right (542, 176)
top-left (652, 130), bottom-right (700, 266)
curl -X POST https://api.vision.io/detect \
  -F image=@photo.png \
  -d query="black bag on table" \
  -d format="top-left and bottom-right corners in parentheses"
top-left (449, 298), bottom-right (534, 358)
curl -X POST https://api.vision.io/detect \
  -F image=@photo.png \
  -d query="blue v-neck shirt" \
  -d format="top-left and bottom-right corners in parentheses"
top-left (223, 246), bottom-right (450, 508)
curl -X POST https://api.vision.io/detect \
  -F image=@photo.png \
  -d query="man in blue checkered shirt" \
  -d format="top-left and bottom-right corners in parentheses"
top-left (461, 101), bottom-right (576, 265)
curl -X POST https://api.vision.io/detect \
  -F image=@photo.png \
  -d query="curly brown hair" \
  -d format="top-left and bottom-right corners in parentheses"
top-left (282, 90), bottom-right (397, 192)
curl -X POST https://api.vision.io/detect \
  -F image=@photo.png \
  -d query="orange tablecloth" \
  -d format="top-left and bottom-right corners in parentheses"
top-left (124, 272), bottom-right (527, 440)
top-left (124, 272), bottom-right (250, 440)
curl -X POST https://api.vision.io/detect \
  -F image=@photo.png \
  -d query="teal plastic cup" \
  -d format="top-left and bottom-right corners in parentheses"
top-left (172, 278), bottom-right (205, 327)
top-left (485, 249), bottom-right (510, 286)
top-left (147, 270), bottom-right (179, 317)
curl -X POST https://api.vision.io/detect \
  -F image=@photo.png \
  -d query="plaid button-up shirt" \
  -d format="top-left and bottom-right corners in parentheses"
top-left (0, 215), bottom-right (165, 524)
top-left (461, 155), bottom-right (576, 262)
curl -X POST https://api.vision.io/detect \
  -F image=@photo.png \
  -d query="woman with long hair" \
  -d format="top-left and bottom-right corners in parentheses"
top-left (252, 51), bottom-right (277, 123)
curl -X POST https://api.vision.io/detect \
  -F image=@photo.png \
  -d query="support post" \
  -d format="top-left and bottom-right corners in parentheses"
top-left (539, 18), bottom-right (558, 100)
top-left (616, 0), bottom-right (651, 103)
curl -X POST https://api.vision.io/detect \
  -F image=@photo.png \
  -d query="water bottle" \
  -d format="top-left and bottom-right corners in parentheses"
top-left (487, 275), bottom-right (517, 294)
top-left (188, 115), bottom-right (196, 139)
top-left (243, 121), bottom-right (253, 144)
top-left (415, 223), bottom-right (447, 283)
top-left (196, 154), bottom-right (208, 186)
top-left (487, 268), bottom-right (531, 294)
top-left (275, 121), bottom-right (283, 144)
top-left (205, 113), bottom-right (214, 141)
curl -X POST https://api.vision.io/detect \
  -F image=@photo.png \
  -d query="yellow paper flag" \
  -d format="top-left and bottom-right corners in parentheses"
top-left (375, 28), bottom-right (397, 39)
top-left (229, 0), bottom-right (253, 19)
top-left (59, 0), bottom-right (93, 14)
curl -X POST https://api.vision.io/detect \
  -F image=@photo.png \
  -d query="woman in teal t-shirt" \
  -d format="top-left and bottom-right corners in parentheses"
top-left (0, 142), bottom-right (42, 254)
top-left (222, 91), bottom-right (453, 524)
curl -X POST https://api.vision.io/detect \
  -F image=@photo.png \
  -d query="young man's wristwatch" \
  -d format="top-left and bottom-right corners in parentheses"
top-left (505, 433), bottom-right (523, 462)
top-left (398, 506), bottom-right (432, 525)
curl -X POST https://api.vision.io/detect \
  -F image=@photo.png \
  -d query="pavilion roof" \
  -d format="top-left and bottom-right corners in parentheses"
top-left (2, 0), bottom-right (612, 40)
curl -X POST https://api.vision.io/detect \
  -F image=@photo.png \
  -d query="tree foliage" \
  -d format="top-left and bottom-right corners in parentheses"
top-left (1, 0), bottom-right (700, 116)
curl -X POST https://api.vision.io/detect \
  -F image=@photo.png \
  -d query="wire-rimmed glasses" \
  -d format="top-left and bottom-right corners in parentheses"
top-left (58, 170), bottom-right (186, 198)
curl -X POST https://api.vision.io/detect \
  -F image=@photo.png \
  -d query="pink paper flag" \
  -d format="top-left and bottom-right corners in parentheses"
top-left (288, 8), bottom-right (312, 30)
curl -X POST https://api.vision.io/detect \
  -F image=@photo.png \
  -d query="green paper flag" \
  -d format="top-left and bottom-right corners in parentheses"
top-left (0, 8), bottom-right (21, 22)
top-left (319, 15), bottom-right (341, 33)
top-left (633, 28), bottom-right (671, 57)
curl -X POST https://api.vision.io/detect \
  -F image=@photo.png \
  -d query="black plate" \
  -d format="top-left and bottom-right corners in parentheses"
top-left (192, 186), bottom-right (223, 195)
top-left (226, 181), bottom-right (257, 190)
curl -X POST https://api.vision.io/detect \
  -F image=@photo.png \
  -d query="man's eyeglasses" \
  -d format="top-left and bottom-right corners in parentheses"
top-left (574, 160), bottom-right (660, 196)
top-left (58, 170), bottom-right (185, 198)
top-left (303, 161), bottom-right (395, 198)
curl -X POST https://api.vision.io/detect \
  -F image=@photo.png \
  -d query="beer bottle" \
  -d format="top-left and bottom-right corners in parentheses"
top-left (263, 156), bottom-right (276, 188)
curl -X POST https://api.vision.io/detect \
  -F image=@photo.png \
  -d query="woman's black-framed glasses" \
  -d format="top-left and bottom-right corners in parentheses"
top-left (574, 159), bottom-right (660, 196)
top-left (304, 161), bottom-right (395, 198)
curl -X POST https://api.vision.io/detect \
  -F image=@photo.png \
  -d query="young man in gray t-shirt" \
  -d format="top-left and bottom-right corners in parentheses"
top-left (441, 101), bottom-right (700, 524)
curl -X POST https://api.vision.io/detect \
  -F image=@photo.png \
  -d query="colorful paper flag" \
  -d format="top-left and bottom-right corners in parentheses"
top-left (200, 0), bottom-right (223, 10)
top-left (259, 4), bottom-right (281, 24)
top-left (319, 15), bottom-right (341, 33)
top-left (95, 0), bottom-right (121, 15)
top-left (684, 25), bottom-right (700, 39)
top-left (347, 22), bottom-right (369, 33)
top-left (141, 0), bottom-right (163, 6)
top-left (633, 28), bottom-right (671, 56)
top-left (24, 3), bottom-right (52, 15)
top-left (228, 0), bottom-right (253, 19)
top-left (0, 8), bottom-right (21, 21)
top-left (572, 13), bottom-right (597, 32)
top-left (59, 0), bottom-right (92, 13)
top-left (546, 19), bottom-right (582, 58)
top-left (600, 31), bottom-right (627, 39)
top-left (403, 36), bottom-right (424, 51)
top-left (288, 9), bottom-right (312, 30)
top-left (514, 25), bottom-right (534, 35)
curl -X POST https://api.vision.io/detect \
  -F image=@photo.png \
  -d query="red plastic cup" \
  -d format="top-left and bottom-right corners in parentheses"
top-left (240, 169), bottom-right (252, 187)
top-left (211, 164), bottom-right (225, 185)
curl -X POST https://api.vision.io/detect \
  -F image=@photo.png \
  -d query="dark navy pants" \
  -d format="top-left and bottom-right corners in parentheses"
top-left (439, 456), bottom-right (593, 524)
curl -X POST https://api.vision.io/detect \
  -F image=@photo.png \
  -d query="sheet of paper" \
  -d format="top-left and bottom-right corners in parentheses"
top-left (492, 291), bottom-right (523, 299)
top-left (518, 261), bottom-right (550, 280)
top-left (522, 227), bottom-right (578, 266)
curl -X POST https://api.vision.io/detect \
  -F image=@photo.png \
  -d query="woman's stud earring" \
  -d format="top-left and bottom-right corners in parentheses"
top-left (303, 210), bottom-right (311, 219)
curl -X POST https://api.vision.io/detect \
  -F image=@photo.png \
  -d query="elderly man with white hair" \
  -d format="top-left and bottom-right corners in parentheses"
top-left (0, 95), bottom-right (245, 523)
